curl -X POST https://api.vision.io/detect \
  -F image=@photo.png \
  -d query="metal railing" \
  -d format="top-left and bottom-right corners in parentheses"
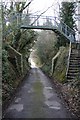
top-left (7, 45), bottom-right (23, 75)
top-left (21, 14), bottom-right (75, 42)
top-left (66, 42), bottom-right (72, 77)
top-left (6, 13), bottom-right (76, 42)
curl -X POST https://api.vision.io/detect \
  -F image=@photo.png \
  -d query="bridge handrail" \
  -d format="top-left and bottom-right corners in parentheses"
top-left (7, 13), bottom-right (75, 33)
top-left (20, 14), bottom-right (75, 34)
top-left (21, 14), bottom-right (74, 29)
top-left (66, 42), bottom-right (72, 77)
top-left (6, 13), bottom-right (75, 42)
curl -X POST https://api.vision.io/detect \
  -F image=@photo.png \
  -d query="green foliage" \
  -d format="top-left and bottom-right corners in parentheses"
top-left (34, 31), bottom-right (69, 80)
top-left (60, 2), bottom-right (75, 29)
top-left (57, 36), bottom-right (69, 48)
top-left (57, 2), bottom-right (75, 47)
top-left (2, 48), bottom-right (17, 83)
top-left (41, 61), bottom-right (52, 75)
top-left (2, 48), bottom-right (17, 103)
top-left (2, 49), bottom-right (9, 83)
top-left (19, 30), bottom-right (37, 53)
top-left (2, 1), bottom-right (37, 105)
top-left (33, 30), bottom-right (59, 76)
top-left (53, 47), bottom-right (69, 83)
top-left (34, 31), bottom-right (58, 64)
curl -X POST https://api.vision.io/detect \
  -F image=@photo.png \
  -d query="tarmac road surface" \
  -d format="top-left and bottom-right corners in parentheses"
top-left (3, 68), bottom-right (75, 118)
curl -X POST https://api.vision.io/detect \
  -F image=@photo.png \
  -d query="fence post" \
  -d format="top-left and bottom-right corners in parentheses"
top-left (51, 59), bottom-right (54, 75)
top-left (51, 51), bottom-right (60, 76)
top-left (66, 42), bottom-right (71, 76)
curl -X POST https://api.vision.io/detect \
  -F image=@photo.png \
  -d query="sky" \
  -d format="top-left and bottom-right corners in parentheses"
top-left (1, 0), bottom-right (62, 16)
top-left (28, 0), bottom-right (62, 16)
top-left (2, 0), bottom-right (78, 17)
top-left (24, 0), bottom-right (78, 16)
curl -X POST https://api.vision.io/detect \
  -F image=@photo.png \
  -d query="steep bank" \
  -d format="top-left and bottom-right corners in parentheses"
top-left (2, 48), bottom-right (30, 109)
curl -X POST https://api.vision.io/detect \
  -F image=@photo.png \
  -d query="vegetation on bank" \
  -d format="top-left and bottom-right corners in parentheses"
top-left (2, 29), bottom-right (37, 105)
top-left (53, 47), bottom-right (69, 83)
top-left (33, 30), bottom-right (68, 82)
top-left (2, 1), bottom-right (37, 105)
top-left (33, 30), bottom-right (80, 118)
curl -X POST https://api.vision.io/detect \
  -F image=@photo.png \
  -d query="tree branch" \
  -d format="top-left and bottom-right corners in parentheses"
top-left (19, 0), bottom-right (34, 13)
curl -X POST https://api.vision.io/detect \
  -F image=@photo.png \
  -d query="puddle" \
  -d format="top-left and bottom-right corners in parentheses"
top-left (15, 98), bottom-right (21, 103)
top-left (45, 100), bottom-right (61, 110)
top-left (9, 104), bottom-right (23, 112)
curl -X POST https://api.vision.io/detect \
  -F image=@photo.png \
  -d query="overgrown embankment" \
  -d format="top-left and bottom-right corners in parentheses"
top-left (2, 48), bottom-right (30, 105)
top-left (33, 30), bottom-right (68, 82)
top-left (2, 29), bottom-right (37, 107)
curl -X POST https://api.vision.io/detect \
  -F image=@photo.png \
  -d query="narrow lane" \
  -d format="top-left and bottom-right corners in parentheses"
top-left (3, 68), bottom-right (74, 118)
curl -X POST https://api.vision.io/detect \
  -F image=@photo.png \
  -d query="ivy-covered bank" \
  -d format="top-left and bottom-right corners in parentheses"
top-left (53, 47), bottom-right (68, 83)
top-left (33, 31), bottom-right (69, 82)
top-left (2, 29), bottom-right (37, 107)
top-left (40, 42), bottom-right (69, 84)
top-left (2, 48), bottom-right (29, 104)
top-left (2, 1), bottom-right (38, 107)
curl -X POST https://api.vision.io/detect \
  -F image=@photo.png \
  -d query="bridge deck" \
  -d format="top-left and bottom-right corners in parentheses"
top-left (21, 25), bottom-right (57, 30)
top-left (20, 25), bottom-right (71, 42)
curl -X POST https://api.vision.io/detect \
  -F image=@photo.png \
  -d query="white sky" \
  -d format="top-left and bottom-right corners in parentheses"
top-left (26, 0), bottom-right (77, 16)
top-left (2, 0), bottom-right (77, 17)
top-left (28, 0), bottom-right (62, 16)
top-left (2, 0), bottom-right (62, 16)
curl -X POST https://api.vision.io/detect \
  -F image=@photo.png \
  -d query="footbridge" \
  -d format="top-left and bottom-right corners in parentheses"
top-left (20, 14), bottom-right (75, 42)
top-left (8, 13), bottom-right (75, 43)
